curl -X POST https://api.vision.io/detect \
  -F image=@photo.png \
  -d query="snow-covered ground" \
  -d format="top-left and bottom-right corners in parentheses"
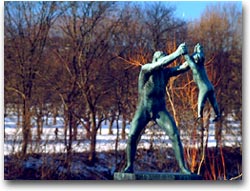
top-left (4, 115), bottom-right (242, 155)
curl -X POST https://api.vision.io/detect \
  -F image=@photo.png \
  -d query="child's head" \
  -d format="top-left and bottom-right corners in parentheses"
top-left (194, 43), bottom-right (203, 54)
top-left (193, 43), bottom-right (205, 64)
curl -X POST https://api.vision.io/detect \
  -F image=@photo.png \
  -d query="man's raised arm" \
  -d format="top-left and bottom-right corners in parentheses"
top-left (141, 43), bottom-right (188, 72)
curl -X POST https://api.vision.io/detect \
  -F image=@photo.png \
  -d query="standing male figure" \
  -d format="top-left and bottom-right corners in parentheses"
top-left (123, 43), bottom-right (191, 174)
top-left (184, 43), bottom-right (221, 122)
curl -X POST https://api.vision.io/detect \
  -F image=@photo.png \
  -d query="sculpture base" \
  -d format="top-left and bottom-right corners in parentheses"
top-left (113, 172), bottom-right (203, 180)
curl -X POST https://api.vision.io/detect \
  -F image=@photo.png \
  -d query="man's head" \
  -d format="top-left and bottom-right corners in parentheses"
top-left (152, 51), bottom-right (167, 63)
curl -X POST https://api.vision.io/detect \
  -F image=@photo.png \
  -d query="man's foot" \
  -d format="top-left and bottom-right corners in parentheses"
top-left (212, 115), bottom-right (221, 122)
top-left (180, 168), bottom-right (192, 175)
top-left (122, 165), bottom-right (134, 173)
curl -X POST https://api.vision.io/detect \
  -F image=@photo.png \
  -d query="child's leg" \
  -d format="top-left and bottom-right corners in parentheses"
top-left (208, 90), bottom-right (221, 121)
top-left (197, 90), bottom-right (208, 119)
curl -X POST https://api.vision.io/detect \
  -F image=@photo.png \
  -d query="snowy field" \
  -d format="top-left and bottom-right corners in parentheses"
top-left (4, 115), bottom-right (242, 156)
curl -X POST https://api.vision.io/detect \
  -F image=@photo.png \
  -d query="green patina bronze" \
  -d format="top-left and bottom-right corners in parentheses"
top-left (123, 43), bottom-right (191, 174)
top-left (114, 172), bottom-right (202, 180)
top-left (184, 43), bottom-right (221, 122)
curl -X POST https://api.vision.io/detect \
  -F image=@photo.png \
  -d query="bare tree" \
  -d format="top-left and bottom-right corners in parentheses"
top-left (4, 1), bottom-right (61, 155)
top-left (53, 1), bottom-right (132, 162)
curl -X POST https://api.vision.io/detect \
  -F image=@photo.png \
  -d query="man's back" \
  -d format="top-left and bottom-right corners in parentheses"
top-left (138, 66), bottom-right (167, 110)
top-left (139, 67), bottom-right (166, 96)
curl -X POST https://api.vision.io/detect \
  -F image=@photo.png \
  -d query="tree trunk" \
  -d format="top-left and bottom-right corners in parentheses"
top-left (36, 115), bottom-right (43, 141)
top-left (73, 122), bottom-right (78, 141)
top-left (53, 106), bottom-right (58, 125)
top-left (69, 108), bottom-right (77, 141)
top-left (64, 108), bottom-right (69, 149)
top-left (108, 115), bottom-right (115, 135)
top-left (36, 105), bottom-right (43, 141)
top-left (84, 120), bottom-right (91, 140)
top-left (121, 114), bottom-right (126, 140)
top-left (215, 119), bottom-right (222, 150)
top-left (21, 99), bottom-right (31, 156)
top-left (115, 113), bottom-right (120, 165)
top-left (89, 129), bottom-right (97, 164)
top-left (17, 104), bottom-right (21, 127)
top-left (88, 112), bottom-right (97, 164)
top-left (98, 112), bottom-right (103, 135)
top-left (45, 112), bottom-right (49, 126)
top-left (67, 110), bottom-right (73, 154)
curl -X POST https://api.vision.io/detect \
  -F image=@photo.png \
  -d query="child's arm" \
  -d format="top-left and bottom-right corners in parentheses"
top-left (168, 61), bottom-right (190, 77)
top-left (184, 54), bottom-right (198, 73)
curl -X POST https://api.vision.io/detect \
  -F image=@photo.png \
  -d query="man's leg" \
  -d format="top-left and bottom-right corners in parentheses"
top-left (123, 107), bottom-right (149, 173)
top-left (155, 110), bottom-right (191, 174)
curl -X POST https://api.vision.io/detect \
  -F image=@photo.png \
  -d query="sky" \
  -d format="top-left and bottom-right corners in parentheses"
top-left (169, 1), bottom-right (242, 21)
top-left (173, 1), bottom-right (214, 20)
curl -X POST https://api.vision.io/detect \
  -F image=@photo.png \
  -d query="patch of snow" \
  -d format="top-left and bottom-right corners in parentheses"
top-left (4, 115), bottom-right (242, 155)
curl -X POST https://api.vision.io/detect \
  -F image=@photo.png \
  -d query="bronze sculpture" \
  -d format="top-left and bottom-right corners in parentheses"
top-left (123, 43), bottom-right (191, 174)
top-left (184, 43), bottom-right (221, 122)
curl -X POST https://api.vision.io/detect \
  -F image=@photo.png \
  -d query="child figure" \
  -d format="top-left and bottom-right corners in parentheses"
top-left (184, 43), bottom-right (221, 122)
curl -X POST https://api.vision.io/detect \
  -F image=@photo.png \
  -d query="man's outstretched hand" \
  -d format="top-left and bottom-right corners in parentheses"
top-left (177, 43), bottom-right (188, 55)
